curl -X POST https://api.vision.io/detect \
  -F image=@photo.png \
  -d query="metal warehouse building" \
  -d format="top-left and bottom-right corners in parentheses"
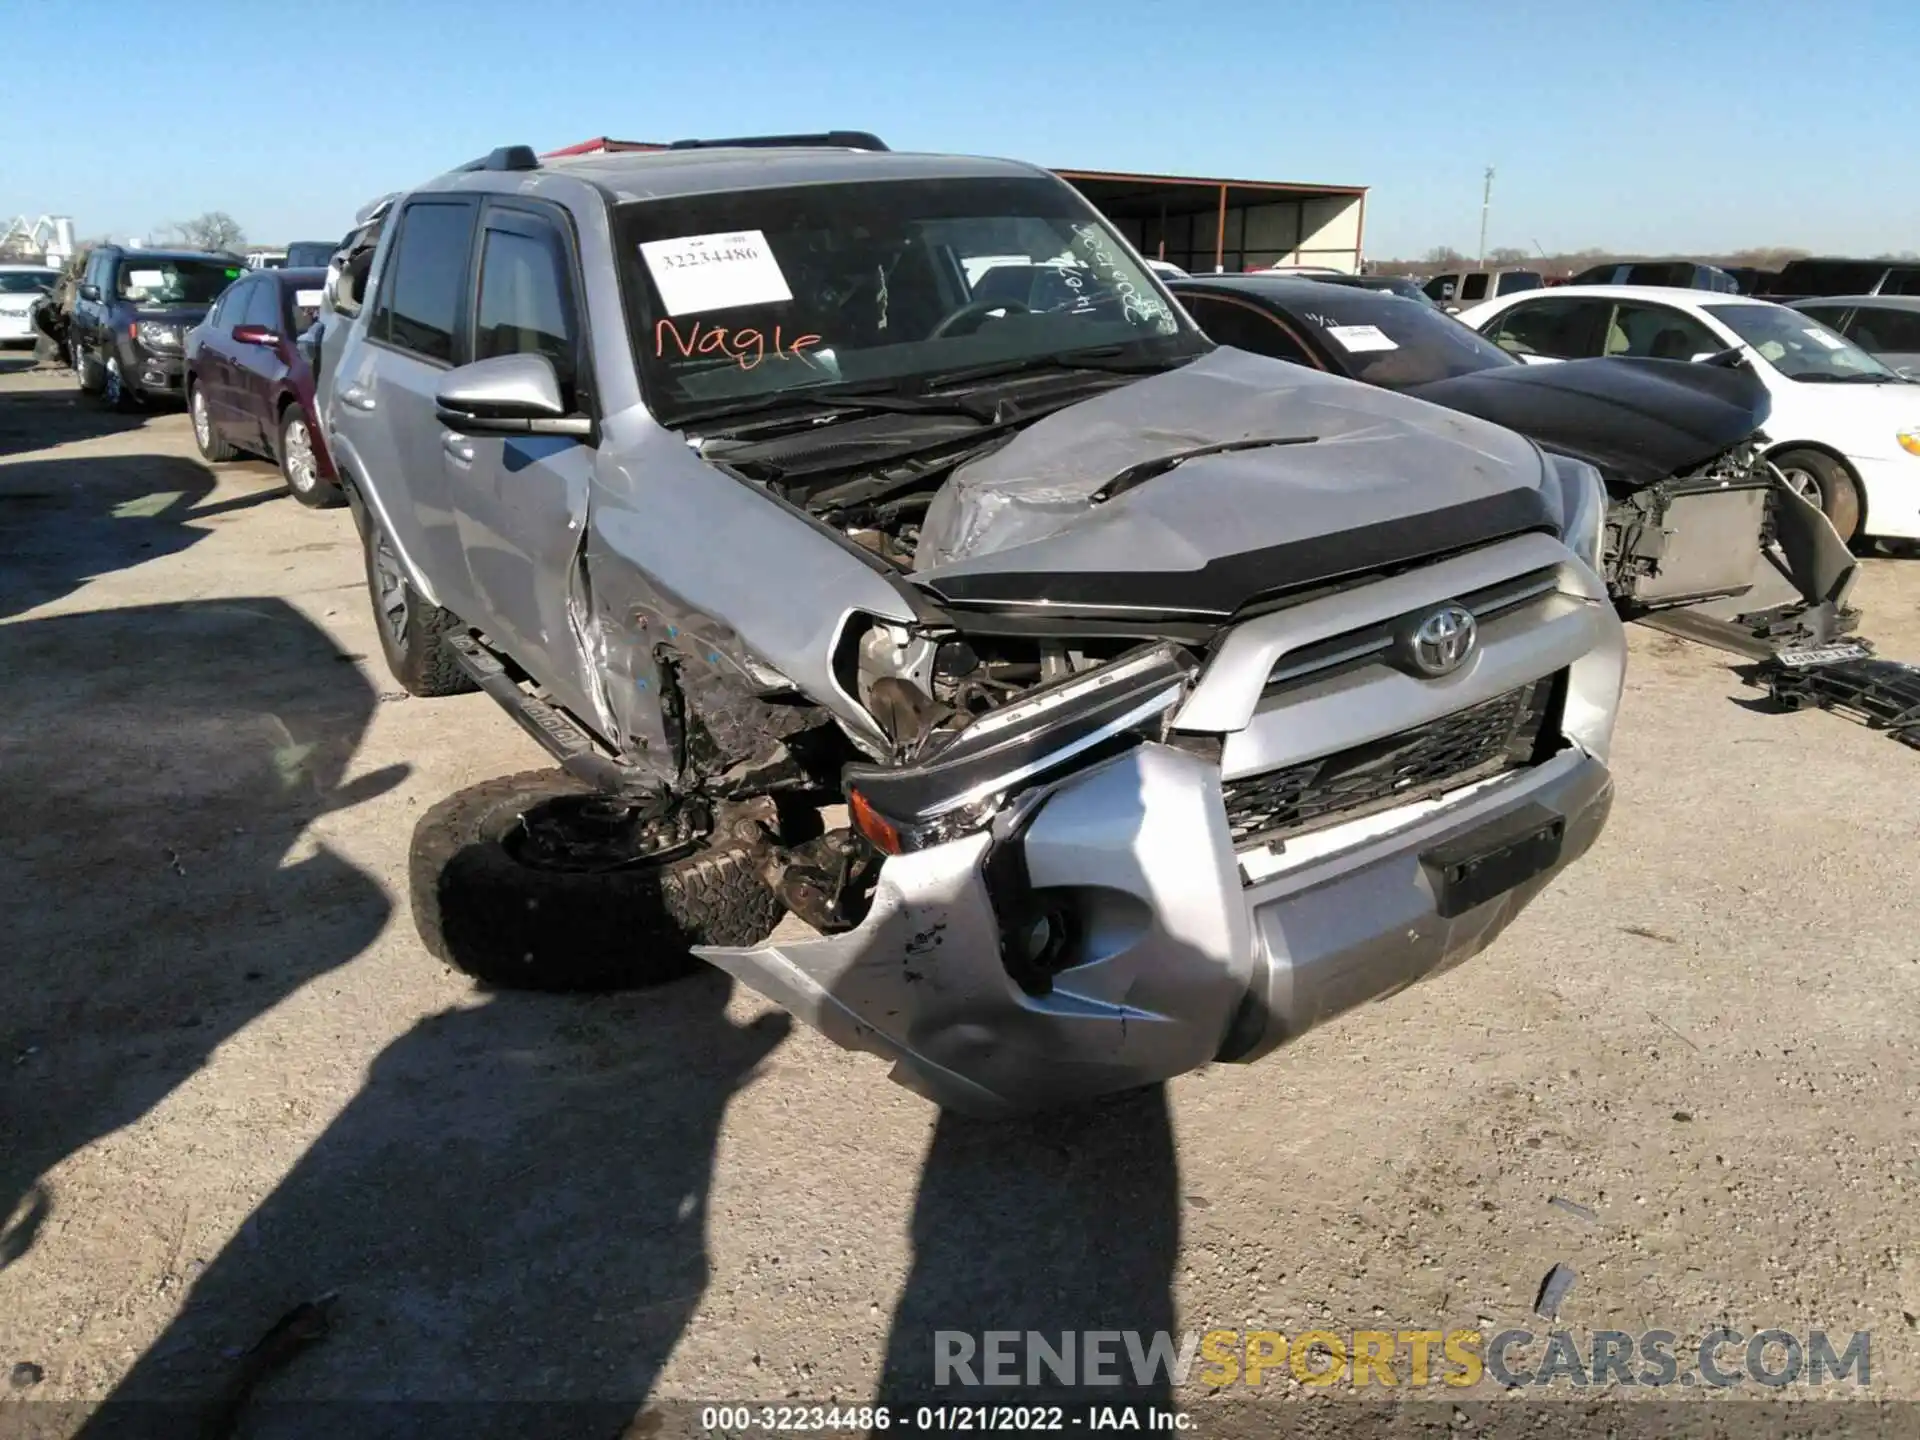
top-left (544, 138), bottom-right (1368, 274)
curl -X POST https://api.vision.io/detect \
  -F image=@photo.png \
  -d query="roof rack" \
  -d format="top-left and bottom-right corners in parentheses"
top-left (666, 131), bottom-right (889, 153)
top-left (454, 145), bottom-right (540, 174)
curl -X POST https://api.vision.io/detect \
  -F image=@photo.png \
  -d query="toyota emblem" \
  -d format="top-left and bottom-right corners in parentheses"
top-left (1410, 603), bottom-right (1478, 677)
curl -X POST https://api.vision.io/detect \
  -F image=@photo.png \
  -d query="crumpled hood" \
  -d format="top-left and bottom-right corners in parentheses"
top-left (1405, 355), bottom-right (1771, 489)
top-left (912, 346), bottom-right (1560, 619)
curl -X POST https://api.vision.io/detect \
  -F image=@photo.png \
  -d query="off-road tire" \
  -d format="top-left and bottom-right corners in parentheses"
top-left (189, 382), bottom-right (237, 461)
top-left (409, 769), bottom-right (785, 992)
top-left (1773, 448), bottom-right (1862, 543)
top-left (361, 517), bottom-right (476, 697)
top-left (279, 404), bottom-right (344, 509)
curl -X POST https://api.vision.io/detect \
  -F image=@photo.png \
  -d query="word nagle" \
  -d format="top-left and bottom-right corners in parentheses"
top-left (655, 317), bottom-right (823, 371)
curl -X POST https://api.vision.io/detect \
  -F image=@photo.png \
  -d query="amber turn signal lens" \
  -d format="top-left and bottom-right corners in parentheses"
top-left (847, 788), bottom-right (901, 855)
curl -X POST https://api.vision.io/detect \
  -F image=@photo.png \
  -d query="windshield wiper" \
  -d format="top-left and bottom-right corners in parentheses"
top-left (1090, 434), bottom-right (1320, 504)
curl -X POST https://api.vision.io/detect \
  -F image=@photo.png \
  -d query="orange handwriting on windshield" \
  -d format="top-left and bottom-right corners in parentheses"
top-left (654, 318), bottom-right (823, 371)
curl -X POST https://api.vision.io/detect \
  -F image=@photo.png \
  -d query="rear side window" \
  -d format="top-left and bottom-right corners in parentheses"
top-left (1176, 292), bottom-right (1316, 365)
top-left (1483, 297), bottom-right (1607, 359)
top-left (1458, 273), bottom-right (1490, 302)
top-left (473, 217), bottom-right (579, 397)
top-left (371, 200), bottom-right (476, 364)
top-left (1495, 271), bottom-right (1543, 295)
top-left (1847, 307), bottom-right (1920, 355)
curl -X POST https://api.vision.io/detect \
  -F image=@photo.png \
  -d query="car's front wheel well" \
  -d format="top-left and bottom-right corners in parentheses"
top-left (1764, 441), bottom-right (1867, 538)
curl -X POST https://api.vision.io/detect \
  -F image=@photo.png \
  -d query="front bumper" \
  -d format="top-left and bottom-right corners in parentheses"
top-left (116, 339), bottom-right (185, 397)
top-left (700, 742), bottom-right (1613, 1117)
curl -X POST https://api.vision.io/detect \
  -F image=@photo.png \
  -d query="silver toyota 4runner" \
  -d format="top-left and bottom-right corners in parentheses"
top-left (322, 133), bottom-right (1625, 1116)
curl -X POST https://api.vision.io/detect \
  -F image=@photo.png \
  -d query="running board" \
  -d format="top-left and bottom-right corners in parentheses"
top-left (444, 632), bottom-right (652, 795)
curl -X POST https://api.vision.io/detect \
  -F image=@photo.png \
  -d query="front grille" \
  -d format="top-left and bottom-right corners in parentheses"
top-left (1221, 677), bottom-right (1558, 850)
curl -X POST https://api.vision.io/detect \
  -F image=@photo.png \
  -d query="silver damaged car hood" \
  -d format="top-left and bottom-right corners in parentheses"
top-left (912, 346), bottom-right (1559, 616)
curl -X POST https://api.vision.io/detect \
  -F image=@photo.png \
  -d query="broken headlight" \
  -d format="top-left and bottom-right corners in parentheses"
top-left (844, 642), bottom-right (1196, 854)
top-left (1549, 455), bottom-right (1608, 573)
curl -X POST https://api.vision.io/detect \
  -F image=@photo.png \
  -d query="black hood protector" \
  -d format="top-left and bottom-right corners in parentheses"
top-left (1406, 356), bottom-right (1771, 490)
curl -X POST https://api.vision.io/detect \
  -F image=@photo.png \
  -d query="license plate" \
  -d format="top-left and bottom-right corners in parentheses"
top-left (1775, 641), bottom-right (1872, 668)
top-left (1420, 803), bottom-right (1567, 920)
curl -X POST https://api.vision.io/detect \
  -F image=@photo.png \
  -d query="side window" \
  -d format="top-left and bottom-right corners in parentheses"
top-left (369, 200), bottom-right (476, 364)
top-left (1176, 294), bottom-right (1316, 365)
top-left (244, 281), bottom-right (283, 332)
top-left (1424, 274), bottom-right (1458, 303)
top-left (1482, 298), bottom-right (1608, 359)
top-left (1604, 302), bottom-right (1720, 361)
top-left (472, 215), bottom-right (578, 396)
top-left (206, 283), bottom-right (237, 329)
top-left (1458, 273), bottom-right (1490, 303)
top-left (1846, 307), bottom-right (1920, 356)
top-left (1496, 272), bottom-right (1543, 296)
top-left (220, 280), bottom-right (255, 330)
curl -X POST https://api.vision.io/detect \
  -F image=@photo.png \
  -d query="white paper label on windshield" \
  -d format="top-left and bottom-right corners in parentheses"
top-left (128, 269), bottom-right (165, 288)
top-left (639, 230), bottom-right (792, 317)
top-left (1324, 323), bottom-right (1398, 353)
top-left (295, 289), bottom-right (324, 308)
top-left (1804, 328), bottom-right (1846, 350)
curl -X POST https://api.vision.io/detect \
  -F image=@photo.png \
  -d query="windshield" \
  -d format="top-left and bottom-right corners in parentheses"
top-left (115, 258), bottom-right (242, 307)
top-left (1285, 285), bottom-right (1516, 386)
top-left (0, 270), bottom-right (57, 295)
top-left (615, 175), bottom-right (1195, 424)
top-left (1703, 303), bottom-right (1899, 382)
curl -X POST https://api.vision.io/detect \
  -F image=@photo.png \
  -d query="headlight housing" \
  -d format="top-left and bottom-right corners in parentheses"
top-left (845, 642), bottom-right (1196, 854)
top-left (132, 321), bottom-right (183, 352)
top-left (1897, 428), bottom-right (1920, 457)
top-left (1549, 455), bottom-right (1609, 573)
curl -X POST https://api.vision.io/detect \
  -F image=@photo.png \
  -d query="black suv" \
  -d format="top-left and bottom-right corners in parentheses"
top-left (69, 245), bottom-right (246, 407)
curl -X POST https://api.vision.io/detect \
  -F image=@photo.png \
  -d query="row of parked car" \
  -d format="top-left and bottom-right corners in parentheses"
top-left (19, 134), bottom-right (1908, 1115)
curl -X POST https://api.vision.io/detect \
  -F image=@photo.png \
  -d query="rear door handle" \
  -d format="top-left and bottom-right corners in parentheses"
top-left (340, 385), bottom-right (375, 411)
top-left (441, 434), bottom-right (474, 464)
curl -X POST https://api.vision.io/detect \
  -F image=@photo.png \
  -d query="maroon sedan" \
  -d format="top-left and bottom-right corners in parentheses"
top-left (184, 267), bottom-right (342, 508)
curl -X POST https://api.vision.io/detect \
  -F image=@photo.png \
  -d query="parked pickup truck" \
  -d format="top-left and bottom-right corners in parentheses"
top-left (323, 134), bottom-right (1625, 1116)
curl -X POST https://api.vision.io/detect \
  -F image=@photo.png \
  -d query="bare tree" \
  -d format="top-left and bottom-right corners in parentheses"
top-left (1424, 245), bottom-right (1468, 266)
top-left (1486, 246), bottom-right (1532, 266)
top-left (166, 211), bottom-right (246, 252)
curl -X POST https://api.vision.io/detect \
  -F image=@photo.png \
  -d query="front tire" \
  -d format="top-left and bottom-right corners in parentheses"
top-left (361, 516), bottom-right (477, 697)
top-left (279, 405), bottom-right (343, 509)
top-left (189, 382), bottom-right (237, 461)
top-left (1773, 448), bottom-right (1862, 542)
top-left (409, 769), bottom-right (784, 992)
top-left (72, 337), bottom-right (103, 394)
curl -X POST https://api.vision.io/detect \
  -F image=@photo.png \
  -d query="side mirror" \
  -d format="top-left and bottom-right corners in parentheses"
top-left (80, 284), bottom-right (100, 301)
top-left (232, 324), bottom-right (280, 347)
top-left (435, 353), bottom-right (590, 437)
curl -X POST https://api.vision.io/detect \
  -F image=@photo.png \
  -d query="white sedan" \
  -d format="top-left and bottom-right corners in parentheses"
top-left (0, 264), bottom-right (60, 346)
top-left (1457, 284), bottom-right (1920, 541)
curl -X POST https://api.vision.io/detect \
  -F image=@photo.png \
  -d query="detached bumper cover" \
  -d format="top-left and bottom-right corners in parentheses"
top-left (699, 741), bottom-right (1613, 1116)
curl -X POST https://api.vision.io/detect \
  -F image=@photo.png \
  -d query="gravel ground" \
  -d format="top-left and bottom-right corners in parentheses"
top-left (2, 355), bottom-right (1917, 1437)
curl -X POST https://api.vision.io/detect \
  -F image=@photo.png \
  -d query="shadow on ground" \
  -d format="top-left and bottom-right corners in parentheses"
top-left (0, 450), bottom-right (284, 619)
top-left (0, 370), bottom-right (156, 459)
top-left (876, 1088), bottom-right (1182, 1421)
top-left (77, 969), bottom-right (789, 1439)
top-left (0, 598), bottom-right (402, 1278)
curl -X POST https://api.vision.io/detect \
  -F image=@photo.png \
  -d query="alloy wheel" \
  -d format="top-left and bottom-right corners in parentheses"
top-left (191, 389), bottom-right (211, 448)
top-left (104, 357), bottom-right (123, 408)
top-left (1779, 467), bottom-right (1824, 507)
top-left (284, 417), bottom-right (317, 493)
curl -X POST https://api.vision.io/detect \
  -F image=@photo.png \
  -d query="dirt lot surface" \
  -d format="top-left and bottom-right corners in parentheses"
top-left (3, 354), bottom-right (1918, 1436)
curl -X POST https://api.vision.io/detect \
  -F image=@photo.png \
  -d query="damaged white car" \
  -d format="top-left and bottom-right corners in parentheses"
top-left (323, 134), bottom-right (1626, 1116)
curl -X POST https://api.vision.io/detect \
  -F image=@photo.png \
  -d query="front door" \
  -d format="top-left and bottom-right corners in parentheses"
top-left (331, 197), bottom-right (481, 618)
top-left (444, 202), bottom-right (600, 731)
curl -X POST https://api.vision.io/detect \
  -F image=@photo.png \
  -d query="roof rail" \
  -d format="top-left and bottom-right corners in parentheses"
top-left (454, 145), bottom-right (541, 174)
top-left (666, 131), bottom-right (889, 153)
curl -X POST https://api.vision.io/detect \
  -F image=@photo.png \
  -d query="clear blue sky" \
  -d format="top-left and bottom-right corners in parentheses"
top-left (6, 0), bottom-right (1918, 260)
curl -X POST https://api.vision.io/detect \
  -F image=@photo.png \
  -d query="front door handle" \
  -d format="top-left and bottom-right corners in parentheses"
top-left (442, 434), bottom-right (474, 464)
top-left (340, 384), bottom-right (375, 411)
